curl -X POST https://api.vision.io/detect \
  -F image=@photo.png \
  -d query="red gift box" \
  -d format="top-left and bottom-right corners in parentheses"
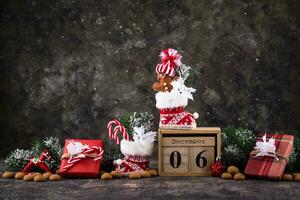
top-left (244, 133), bottom-right (294, 180)
top-left (60, 139), bottom-right (104, 178)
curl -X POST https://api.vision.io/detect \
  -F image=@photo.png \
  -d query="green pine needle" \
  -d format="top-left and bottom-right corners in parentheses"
top-left (221, 125), bottom-right (256, 170)
top-left (185, 68), bottom-right (195, 87)
top-left (4, 137), bottom-right (62, 172)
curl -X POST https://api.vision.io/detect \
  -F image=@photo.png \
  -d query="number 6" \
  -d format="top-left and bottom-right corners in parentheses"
top-left (196, 150), bottom-right (207, 168)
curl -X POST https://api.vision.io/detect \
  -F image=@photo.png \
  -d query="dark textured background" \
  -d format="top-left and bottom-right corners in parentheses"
top-left (0, 0), bottom-right (299, 157)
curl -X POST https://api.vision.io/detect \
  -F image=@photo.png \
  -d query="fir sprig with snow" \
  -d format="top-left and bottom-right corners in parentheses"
top-left (4, 137), bottom-right (62, 171)
top-left (221, 125), bottom-right (256, 169)
top-left (4, 149), bottom-right (32, 171)
top-left (129, 112), bottom-right (154, 133)
top-left (177, 63), bottom-right (195, 86)
top-left (177, 64), bottom-right (191, 81)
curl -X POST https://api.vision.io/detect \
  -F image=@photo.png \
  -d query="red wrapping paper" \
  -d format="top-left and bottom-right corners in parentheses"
top-left (60, 139), bottom-right (104, 178)
top-left (244, 133), bottom-right (294, 180)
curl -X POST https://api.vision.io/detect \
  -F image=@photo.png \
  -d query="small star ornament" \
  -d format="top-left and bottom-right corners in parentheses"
top-left (210, 157), bottom-right (224, 177)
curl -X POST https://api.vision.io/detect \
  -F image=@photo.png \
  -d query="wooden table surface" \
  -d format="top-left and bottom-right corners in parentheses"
top-left (1, 175), bottom-right (300, 200)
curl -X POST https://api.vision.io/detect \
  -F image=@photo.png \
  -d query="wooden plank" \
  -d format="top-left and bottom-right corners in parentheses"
top-left (159, 172), bottom-right (211, 176)
top-left (217, 129), bottom-right (221, 159)
top-left (160, 127), bottom-right (221, 134)
top-left (158, 129), bottom-right (162, 175)
top-left (162, 137), bottom-right (215, 147)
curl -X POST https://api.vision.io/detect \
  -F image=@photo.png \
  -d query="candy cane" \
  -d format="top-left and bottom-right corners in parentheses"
top-left (107, 120), bottom-right (121, 139)
top-left (107, 119), bottom-right (130, 144)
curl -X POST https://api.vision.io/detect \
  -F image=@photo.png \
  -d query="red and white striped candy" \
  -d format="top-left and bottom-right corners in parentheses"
top-left (107, 120), bottom-right (130, 144)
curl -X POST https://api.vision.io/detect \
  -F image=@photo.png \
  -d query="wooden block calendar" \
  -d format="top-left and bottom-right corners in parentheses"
top-left (158, 127), bottom-right (221, 176)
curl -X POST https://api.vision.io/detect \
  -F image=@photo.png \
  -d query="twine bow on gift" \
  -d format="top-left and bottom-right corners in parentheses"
top-left (253, 134), bottom-right (278, 160)
top-left (22, 149), bottom-right (52, 173)
top-left (61, 141), bottom-right (104, 172)
top-left (250, 134), bottom-right (287, 162)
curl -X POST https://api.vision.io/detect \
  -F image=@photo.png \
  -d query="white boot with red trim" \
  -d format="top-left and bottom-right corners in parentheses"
top-left (155, 77), bottom-right (198, 129)
top-left (153, 48), bottom-right (198, 129)
top-left (114, 140), bottom-right (153, 174)
top-left (107, 120), bottom-right (156, 175)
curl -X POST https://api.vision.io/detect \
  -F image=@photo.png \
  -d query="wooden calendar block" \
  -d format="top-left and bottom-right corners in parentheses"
top-left (162, 147), bottom-right (189, 173)
top-left (189, 147), bottom-right (214, 174)
top-left (158, 127), bottom-right (221, 176)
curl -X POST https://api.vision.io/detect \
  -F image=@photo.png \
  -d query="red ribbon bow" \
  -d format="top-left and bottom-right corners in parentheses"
top-left (156, 48), bottom-right (182, 77)
top-left (160, 48), bottom-right (182, 64)
top-left (22, 149), bottom-right (52, 174)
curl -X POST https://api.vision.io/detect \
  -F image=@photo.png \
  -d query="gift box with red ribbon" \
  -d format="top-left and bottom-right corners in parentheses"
top-left (244, 133), bottom-right (294, 180)
top-left (60, 139), bottom-right (104, 178)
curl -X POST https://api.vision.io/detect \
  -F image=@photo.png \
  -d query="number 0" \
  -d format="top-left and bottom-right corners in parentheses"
top-left (170, 151), bottom-right (181, 168)
top-left (196, 150), bottom-right (207, 168)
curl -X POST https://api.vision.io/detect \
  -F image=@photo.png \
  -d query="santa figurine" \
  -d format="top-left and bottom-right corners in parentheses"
top-left (152, 48), bottom-right (198, 129)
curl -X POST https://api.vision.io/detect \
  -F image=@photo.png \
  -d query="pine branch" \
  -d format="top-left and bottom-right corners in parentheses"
top-left (221, 125), bottom-right (256, 169)
top-left (4, 137), bottom-right (62, 171)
